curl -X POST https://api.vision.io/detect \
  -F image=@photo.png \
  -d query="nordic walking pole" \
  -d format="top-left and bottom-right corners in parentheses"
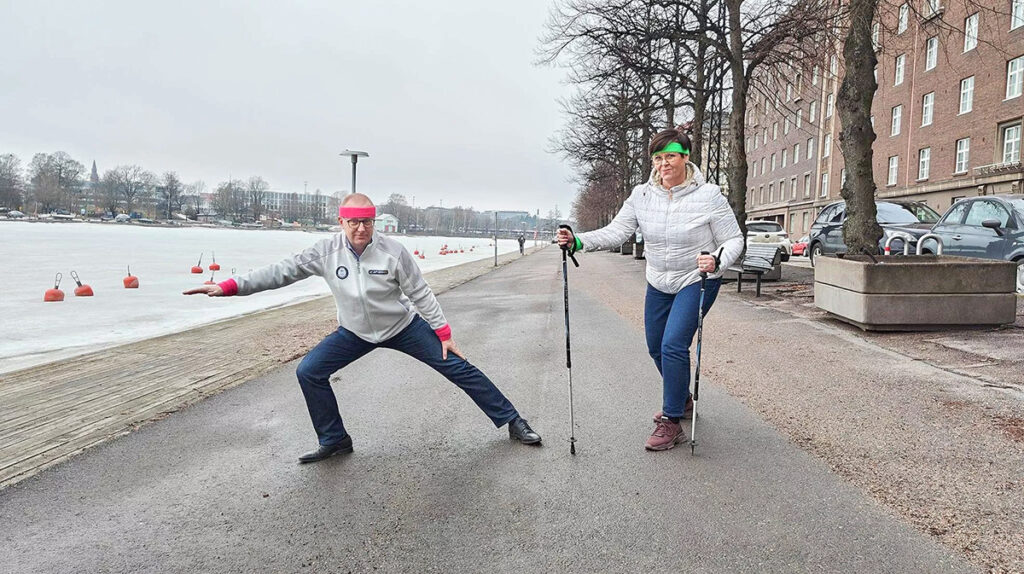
top-left (559, 224), bottom-right (580, 455)
top-left (691, 251), bottom-right (710, 455)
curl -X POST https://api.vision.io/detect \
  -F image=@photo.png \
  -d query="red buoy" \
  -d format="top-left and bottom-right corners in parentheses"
top-left (209, 251), bottom-right (221, 271)
top-left (414, 249), bottom-right (419, 255)
top-left (124, 265), bottom-right (139, 288)
top-left (70, 270), bottom-right (94, 296)
top-left (204, 270), bottom-right (216, 285)
top-left (191, 253), bottom-right (204, 274)
top-left (44, 273), bottom-right (65, 302)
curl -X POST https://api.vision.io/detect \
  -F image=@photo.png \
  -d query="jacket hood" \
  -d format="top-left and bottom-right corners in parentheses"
top-left (648, 161), bottom-right (707, 195)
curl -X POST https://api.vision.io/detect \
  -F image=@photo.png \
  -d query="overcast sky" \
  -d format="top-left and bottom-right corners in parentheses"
top-left (0, 1), bottom-right (578, 215)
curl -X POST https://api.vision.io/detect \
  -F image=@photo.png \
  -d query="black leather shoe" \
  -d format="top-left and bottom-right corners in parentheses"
top-left (298, 435), bottom-right (353, 463)
top-left (508, 417), bottom-right (542, 445)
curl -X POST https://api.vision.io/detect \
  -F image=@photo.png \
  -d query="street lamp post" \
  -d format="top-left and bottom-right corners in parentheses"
top-left (339, 150), bottom-right (369, 194)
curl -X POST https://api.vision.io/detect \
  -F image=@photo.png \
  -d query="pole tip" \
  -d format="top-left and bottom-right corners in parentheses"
top-left (570, 443), bottom-right (576, 455)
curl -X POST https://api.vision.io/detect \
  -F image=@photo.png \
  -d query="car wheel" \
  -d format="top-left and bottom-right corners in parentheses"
top-left (809, 243), bottom-right (823, 267)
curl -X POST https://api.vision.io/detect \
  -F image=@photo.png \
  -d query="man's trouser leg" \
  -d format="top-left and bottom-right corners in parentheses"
top-left (384, 316), bottom-right (519, 427)
top-left (295, 327), bottom-right (374, 446)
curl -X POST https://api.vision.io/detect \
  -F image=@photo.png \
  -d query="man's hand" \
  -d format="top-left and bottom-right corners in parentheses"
top-left (441, 338), bottom-right (466, 361)
top-left (183, 284), bottom-right (224, 297)
top-left (556, 228), bottom-right (574, 247)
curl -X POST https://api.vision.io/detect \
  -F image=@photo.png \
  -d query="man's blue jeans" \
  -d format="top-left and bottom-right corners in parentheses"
top-left (295, 315), bottom-right (520, 446)
top-left (644, 279), bottom-right (721, 419)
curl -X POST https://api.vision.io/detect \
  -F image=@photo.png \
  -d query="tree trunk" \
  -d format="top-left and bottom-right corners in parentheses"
top-left (724, 0), bottom-right (748, 237)
top-left (837, 0), bottom-right (883, 255)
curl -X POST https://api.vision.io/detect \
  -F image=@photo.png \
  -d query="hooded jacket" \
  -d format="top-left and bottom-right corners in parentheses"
top-left (217, 233), bottom-right (450, 343)
top-left (576, 163), bottom-right (744, 294)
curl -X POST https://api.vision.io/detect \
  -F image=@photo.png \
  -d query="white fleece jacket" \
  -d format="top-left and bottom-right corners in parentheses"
top-left (577, 164), bottom-right (744, 294)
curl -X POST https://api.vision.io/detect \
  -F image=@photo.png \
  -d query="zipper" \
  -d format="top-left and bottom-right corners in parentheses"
top-left (353, 253), bottom-right (379, 342)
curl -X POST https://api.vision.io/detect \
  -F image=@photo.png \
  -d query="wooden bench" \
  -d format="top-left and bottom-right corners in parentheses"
top-left (726, 243), bottom-right (783, 297)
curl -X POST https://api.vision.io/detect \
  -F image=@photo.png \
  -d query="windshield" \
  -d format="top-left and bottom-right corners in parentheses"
top-left (876, 202), bottom-right (940, 224)
top-left (1008, 198), bottom-right (1024, 216)
top-left (747, 222), bottom-right (784, 233)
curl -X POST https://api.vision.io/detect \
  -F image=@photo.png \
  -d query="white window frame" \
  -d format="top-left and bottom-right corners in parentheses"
top-left (786, 83), bottom-right (793, 101)
top-left (794, 143), bottom-right (801, 163)
top-left (921, 92), bottom-right (934, 126)
top-left (898, 3), bottom-right (909, 33)
top-left (872, 22), bottom-right (880, 49)
top-left (806, 138), bottom-right (814, 160)
top-left (925, 37), bottom-right (938, 71)
top-left (784, 116), bottom-right (790, 134)
top-left (773, 122), bottom-right (779, 140)
top-left (960, 76), bottom-right (975, 114)
top-left (887, 156), bottom-right (899, 186)
top-left (891, 105), bottom-right (903, 136)
top-left (1003, 123), bottom-right (1022, 163)
top-left (830, 55), bottom-right (838, 76)
top-left (820, 173), bottom-right (829, 198)
top-left (895, 54), bottom-right (906, 86)
top-left (955, 137), bottom-right (970, 173)
top-left (761, 157), bottom-right (766, 174)
top-left (782, 149), bottom-right (789, 168)
top-left (823, 133), bottom-right (832, 158)
top-left (964, 14), bottom-right (979, 52)
top-left (796, 109), bottom-right (803, 128)
top-left (771, 153), bottom-right (777, 171)
top-left (812, 66), bottom-right (820, 85)
top-left (1013, 0), bottom-right (1024, 30)
top-left (918, 147), bottom-right (931, 180)
top-left (791, 176), bottom-right (797, 199)
top-left (809, 101), bottom-right (818, 123)
top-left (826, 94), bottom-right (834, 118)
top-left (1007, 56), bottom-right (1024, 100)
top-left (803, 173), bottom-right (812, 198)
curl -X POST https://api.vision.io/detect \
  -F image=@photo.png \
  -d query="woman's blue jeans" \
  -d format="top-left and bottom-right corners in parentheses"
top-left (644, 279), bottom-right (721, 419)
top-left (295, 315), bottom-right (520, 446)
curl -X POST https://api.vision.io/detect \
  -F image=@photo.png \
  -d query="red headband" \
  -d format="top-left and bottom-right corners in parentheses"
top-left (339, 206), bottom-right (376, 219)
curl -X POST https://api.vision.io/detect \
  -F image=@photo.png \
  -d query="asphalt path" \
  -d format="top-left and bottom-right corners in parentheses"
top-left (0, 249), bottom-right (975, 573)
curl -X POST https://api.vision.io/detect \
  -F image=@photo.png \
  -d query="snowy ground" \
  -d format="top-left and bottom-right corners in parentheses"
top-left (0, 221), bottom-right (525, 373)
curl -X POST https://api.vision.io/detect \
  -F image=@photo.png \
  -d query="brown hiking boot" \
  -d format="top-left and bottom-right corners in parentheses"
top-left (645, 417), bottom-right (684, 451)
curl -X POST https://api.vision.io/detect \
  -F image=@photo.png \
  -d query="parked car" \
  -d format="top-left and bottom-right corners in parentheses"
top-left (807, 200), bottom-right (941, 266)
top-left (6, 210), bottom-right (25, 219)
top-left (792, 235), bottom-right (809, 256)
top-left (930, 195), bottom-right (1024, 293)
top-left (113, 213), bottom-right (131, 223)
top-left (746, 220), bottom-right (791, 261)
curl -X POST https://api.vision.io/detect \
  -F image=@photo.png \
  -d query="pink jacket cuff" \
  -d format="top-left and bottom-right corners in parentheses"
top-left (434, 324), bottom-right (452, 342)
top-left (218, 278), bottom-right (238, 296)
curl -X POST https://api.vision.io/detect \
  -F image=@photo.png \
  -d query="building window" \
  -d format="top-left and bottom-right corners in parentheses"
top-left (769, 182), bottom-right (775, 202)
top-left (760, 185), bottom-right (765, 204)
top-left (782, 149), bottom-right (789, 168)
top-left (926, 0), bottom-right (941, 17)
top-left (779, 179), bottom-right (786, 198)
top-left (1007, 56), bottom-right (1024, 99)
top-left (791, 176), bottom-right (797, 199)
top-left (960, 76), bottom-right (975, 113)
top-left (841, 168), bottom-right (847, 186)
top-left (796, 109), bottom-right (803, 128)
top-left (803, 173), bottom-right (812, 197)
top-left (1003, 123), bottom-right (1022, 163)
top-left (823, 133), bottom-right (832, 158)
top-left (918, 147), bottom-right (931, 180)
top-left (761, 157), bottom-right (766, 174)
top-left (820, 173), bottom-right (829, 198)
top-left (750, 188), bottom-right (757, 206)
top-left (871, 115), bottom-right (875, 128)
top-left (806, 138), bottom-right (814, 159)
top-left (964, 14), bottom-right (979, 52)
top-left (891, 105), bottom-right (902, 136)
top-left (752, 160), bottom-right (757, 177)
top-left (812, 66), bottom-right (820, 85)
top-left (872, 22), bottom-right (880, 49)
top-left (786, 83), bottom-right (793, 101)
top-left (784, 116), bottom-right (790, 134)
top-left (794, 143), bottom-right (801, 163)
top-left (763, 128), bottom-right (768, 143)
top-left (921, 92), bottom-right (934, 126)
top-left (802, 211), bottom-right (809, 232)
top-left (754, 133), bottom-right (759, 150)
top-left (826, 94), bottom-right (834, 118)
top-left (773, 122), bottom-right (779, 140)
top-left (925, 37), bottom-right (938, 71)
top-left (888, 156), bottom-right (899, 185)
top-left (898, 3), bottom-right (909, 33)
top-left (1013, 0), bottom-right (1024, 30)
top-left (894, 54), bottom-right (906, 85)
top-left (771, 153), bottom-right (777, 171)
top-left (810, 101), bottom-right (818, 123)
top-left (830, 55), bottom-right (838, 76)
top-left (955, 138), bottom-right (970, 173)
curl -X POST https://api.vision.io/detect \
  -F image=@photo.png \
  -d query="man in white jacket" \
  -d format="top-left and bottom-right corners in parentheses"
top-left (184, 193), bottom-right (541, 463)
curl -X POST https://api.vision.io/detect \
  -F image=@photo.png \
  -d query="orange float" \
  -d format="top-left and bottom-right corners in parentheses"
top-left (209, 251), bottom-right (221, 271)
top-left (44, 273), bottom-right (65, 302)
top-left (70, 270), bottom-right (94, 296)
top-left (191, 253), bottom-right (204, 274)
top-left (204, 271), bottom-right (216, 285)
top-left (124, 265), bottom-right (139, 288)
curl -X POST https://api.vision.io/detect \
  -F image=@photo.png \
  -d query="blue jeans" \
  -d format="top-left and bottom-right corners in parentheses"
top-left (295, 315), bottom-right (520, 446)
top-left (644, 279), bottom-right (721, 418)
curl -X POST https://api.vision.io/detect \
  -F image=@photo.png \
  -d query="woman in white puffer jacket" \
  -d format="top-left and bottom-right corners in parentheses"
top-left (557, 127), bottom-right (744, 452)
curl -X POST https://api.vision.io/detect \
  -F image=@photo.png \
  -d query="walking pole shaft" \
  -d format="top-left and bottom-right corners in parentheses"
top-left (562, 247), bottom-right (576, 455)
top-left (691, 251), bottom-right (710, 455)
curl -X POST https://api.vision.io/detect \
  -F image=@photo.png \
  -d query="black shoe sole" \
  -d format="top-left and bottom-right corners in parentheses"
top-left (510, 434), bottom-right (542, 445)
top-left (297, 445), bottom-right (354, 464)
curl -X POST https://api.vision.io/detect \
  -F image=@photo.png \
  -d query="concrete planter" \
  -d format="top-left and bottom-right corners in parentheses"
top-left (814, 255), bottom-right (1018, 331)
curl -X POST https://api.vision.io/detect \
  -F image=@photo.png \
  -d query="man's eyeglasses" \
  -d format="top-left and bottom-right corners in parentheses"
top-left (344, 218), bottom-right (375, 229)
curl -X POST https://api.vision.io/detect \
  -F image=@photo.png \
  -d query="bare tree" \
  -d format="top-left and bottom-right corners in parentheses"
top-left (27, 152), bottom-right (85, 213)
top-left (158, 171), bottom-right (183, 220)
top-left (214, 179), bottom-right (247, 221)
top-left (247, 176), bottom-right (269, 222)
top-left (99, 170), bottom-right (122, 216)
top-left (0, 154), bottom-right (24, 209)
top-left (109, 165), bottom-right (155, 215)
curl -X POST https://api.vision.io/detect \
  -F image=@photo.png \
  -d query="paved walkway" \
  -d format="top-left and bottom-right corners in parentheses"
top-left (0, 247), bottom-right (541, 489)
top-left (0, 248), bottom-right (975, 573)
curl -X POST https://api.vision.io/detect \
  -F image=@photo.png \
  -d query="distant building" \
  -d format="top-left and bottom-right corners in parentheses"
top-left (375, 213), bottom-right (399, 233)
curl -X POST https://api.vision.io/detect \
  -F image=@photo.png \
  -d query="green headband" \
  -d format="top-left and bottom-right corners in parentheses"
top-left (653, 142), bottom-right (689, 155)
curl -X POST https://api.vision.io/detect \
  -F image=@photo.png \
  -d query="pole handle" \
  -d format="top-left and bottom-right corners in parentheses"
top-left (558, 224), bottom-right (579, 267)
top-left (699, 250), bottom-right (710, 279)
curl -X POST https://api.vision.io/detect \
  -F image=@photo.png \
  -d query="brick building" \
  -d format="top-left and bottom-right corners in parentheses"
top-left (745, 0), bottom-right (1024, 237)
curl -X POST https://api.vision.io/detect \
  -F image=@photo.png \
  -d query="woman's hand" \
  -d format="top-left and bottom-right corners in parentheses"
top-left (556, 227), bottom-right (574, 247)
top-left (441, 338), bottom-right (466, 361)
top-left (183, 285), bottom-right (225, 297)
top-left (696, 254), bottom-right (717, 274)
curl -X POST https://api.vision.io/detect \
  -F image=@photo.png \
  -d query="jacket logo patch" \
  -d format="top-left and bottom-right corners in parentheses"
top-left (368, 269), bottom-right (388, 275)
top-left (335, 266), bottom-right (349, 280)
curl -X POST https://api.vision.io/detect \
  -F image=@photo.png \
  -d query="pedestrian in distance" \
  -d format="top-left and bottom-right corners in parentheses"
top-left (184, 193), bottom-right (542, 463)
top-left (517, 232), bottom-right (526, 255)
top-left (557, 127), bottom-right (743, 451)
